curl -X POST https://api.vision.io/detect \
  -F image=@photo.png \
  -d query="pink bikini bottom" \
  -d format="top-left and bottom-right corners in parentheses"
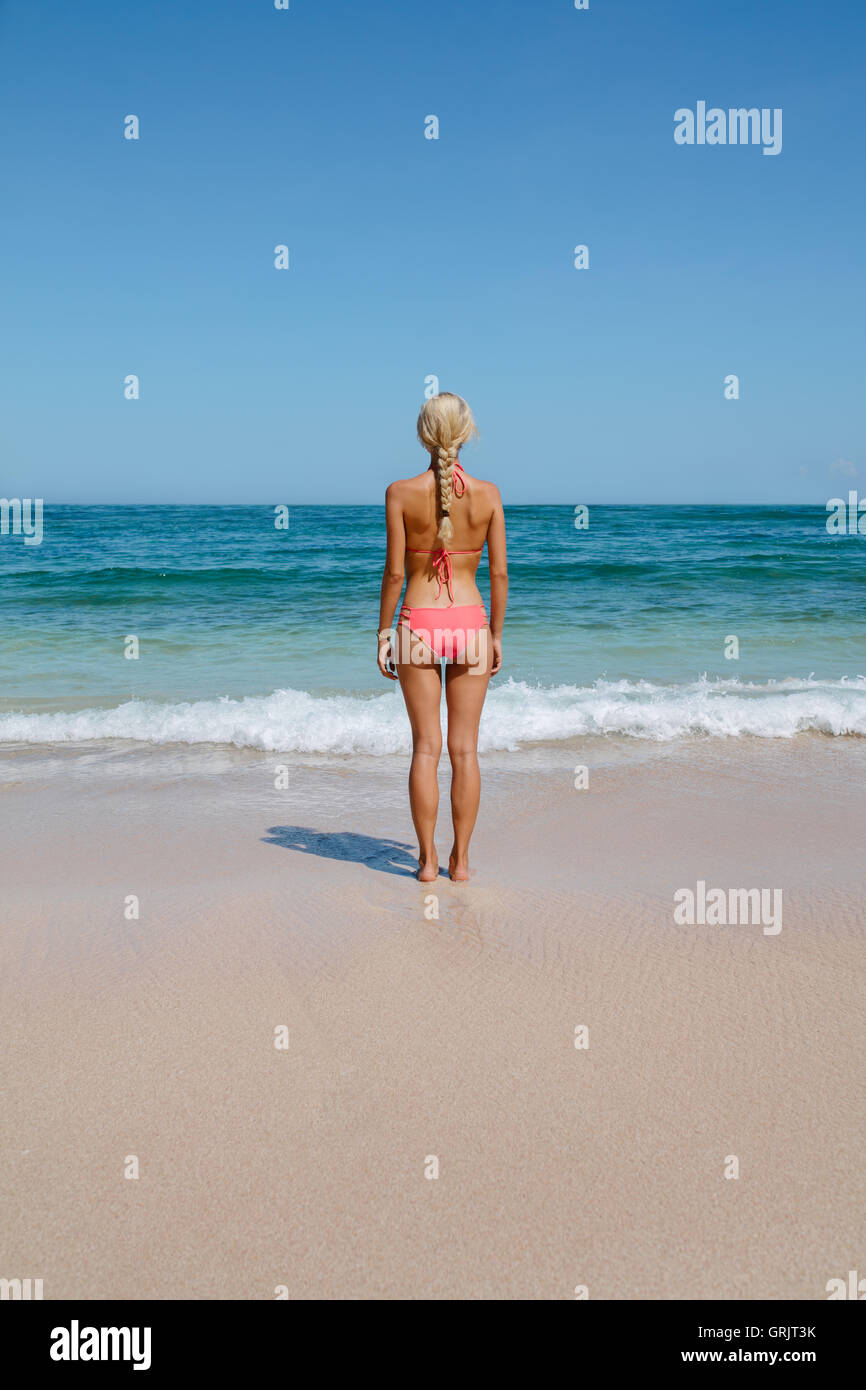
top-left (398, 604), bottom-right (488, 662)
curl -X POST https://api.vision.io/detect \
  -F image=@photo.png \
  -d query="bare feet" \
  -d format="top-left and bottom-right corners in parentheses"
top-left (417, 856), bottom-right (438, 882)
top-left (448, 852), bottom-right (472, 883)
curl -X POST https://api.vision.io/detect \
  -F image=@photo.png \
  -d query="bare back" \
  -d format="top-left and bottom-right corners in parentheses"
top-left (386, 467), bottom-right (503, 610)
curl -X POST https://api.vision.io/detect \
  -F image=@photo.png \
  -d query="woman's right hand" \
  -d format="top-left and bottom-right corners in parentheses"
top-left (490, 636), bottom-right (503, 675)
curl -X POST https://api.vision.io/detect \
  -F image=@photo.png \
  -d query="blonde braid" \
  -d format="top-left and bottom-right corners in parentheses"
top-left (436, 445), bottom-right (457, 544)
top-left (416, 393), bottom-right (479, 544)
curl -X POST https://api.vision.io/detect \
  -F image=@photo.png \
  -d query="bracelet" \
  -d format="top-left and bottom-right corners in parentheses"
top-left (376, 628), bottom-right (392, 640)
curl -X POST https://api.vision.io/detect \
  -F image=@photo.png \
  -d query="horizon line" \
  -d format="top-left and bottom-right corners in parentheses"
top-left (8, 499), bottom-right (848, 510)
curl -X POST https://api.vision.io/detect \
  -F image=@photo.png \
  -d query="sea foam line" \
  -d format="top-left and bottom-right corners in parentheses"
top-left (1, 677), bottom-right (866, 754)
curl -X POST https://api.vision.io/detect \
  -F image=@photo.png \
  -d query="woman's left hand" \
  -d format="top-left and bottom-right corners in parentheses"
top-left (377, 634), bottom-right (398, 681)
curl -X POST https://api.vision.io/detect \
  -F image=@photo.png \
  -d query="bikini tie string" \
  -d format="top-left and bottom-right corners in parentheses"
top-left (429, 548), bottom-right (454, 601)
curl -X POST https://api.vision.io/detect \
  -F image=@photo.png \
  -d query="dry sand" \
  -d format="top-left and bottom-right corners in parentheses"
top-left (1, 735), bottom-right (864, 1299)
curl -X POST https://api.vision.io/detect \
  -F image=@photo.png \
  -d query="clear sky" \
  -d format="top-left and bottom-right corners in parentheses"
top-left (1, 0), bottom-right (864, 504)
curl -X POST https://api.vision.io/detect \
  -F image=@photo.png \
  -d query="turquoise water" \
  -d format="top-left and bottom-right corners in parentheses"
top-left (1, 505), bottom-right (865, 750)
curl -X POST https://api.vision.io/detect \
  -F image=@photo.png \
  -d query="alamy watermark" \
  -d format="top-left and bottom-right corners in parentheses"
top-left (826, 491), bottom-right (866, 535)
top-left (50, 1321), bottom-right (152, 1371)
top-left (1, 1277), bottom-right (44, 1299)
top-left (826, 1269), bottom-right (866, 1299)
top-left (674, 103), bottom-right (782, 156)
top-left (674, 880), bottom-right (782, 936)
top-left (381, 620), bottom-right (490, 674)
top-left (1, 497), bottom-right (43, 545)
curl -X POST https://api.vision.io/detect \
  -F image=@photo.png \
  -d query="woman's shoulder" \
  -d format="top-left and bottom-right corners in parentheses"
top-left (461, 472), bottom-right (502, 504)
top-left (385, 470), bottom-right (432, 497)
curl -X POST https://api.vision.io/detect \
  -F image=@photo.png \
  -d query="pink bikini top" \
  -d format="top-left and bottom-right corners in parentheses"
top-left (406, 462), bottom-right (484, 602)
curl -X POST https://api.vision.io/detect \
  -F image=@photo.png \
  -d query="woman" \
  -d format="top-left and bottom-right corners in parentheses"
top-left (377, 393), bottom-right (508, 883)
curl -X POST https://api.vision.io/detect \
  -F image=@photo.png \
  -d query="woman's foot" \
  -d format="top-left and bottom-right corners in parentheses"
top-left (448, 852), bottom-right (472, 883)
top-left (417, 855), bottom-right (438, 882)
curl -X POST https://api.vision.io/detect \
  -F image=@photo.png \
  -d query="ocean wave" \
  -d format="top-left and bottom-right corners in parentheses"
top-left (2, 677), bottom-right (866, 753)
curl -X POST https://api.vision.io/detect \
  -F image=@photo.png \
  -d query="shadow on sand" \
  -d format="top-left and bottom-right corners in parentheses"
top-left (262, 825), bottom-right (447, 879)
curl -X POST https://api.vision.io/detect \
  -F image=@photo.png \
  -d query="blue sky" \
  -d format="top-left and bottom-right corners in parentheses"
top-left (1, 0), bottom-right (863, 503)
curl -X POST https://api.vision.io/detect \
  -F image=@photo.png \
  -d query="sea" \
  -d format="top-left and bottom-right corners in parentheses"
top-left (1, 504), bottom-right (865, 754)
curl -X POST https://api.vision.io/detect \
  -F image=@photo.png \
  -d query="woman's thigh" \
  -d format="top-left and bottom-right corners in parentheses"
top-left (396, 648), bottom-right (443, 752)
top-left (444, 632), bottom-right (492, 750)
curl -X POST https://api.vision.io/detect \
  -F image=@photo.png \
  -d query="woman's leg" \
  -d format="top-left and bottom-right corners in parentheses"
top-left (396, 645), bottom-right (443, 881)
top-left (444, 630), bottom-right (493, 881)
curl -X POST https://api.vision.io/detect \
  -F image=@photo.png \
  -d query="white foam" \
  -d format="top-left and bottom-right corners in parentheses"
top-left (2, 676), bottom-right (866, 754)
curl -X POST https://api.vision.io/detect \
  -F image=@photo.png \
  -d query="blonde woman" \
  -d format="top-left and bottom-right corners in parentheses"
top-left (377, 393), bottom-right (508, 882)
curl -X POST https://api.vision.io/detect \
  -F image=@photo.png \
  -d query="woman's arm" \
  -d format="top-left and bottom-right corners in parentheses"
top-left (486, 486), bottom-right (508, 674)
top-left (377, 483), bottom-right (406, 681)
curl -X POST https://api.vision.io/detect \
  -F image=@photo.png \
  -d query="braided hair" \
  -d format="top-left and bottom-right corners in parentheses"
top-left (416, 393), bottom-right (479, 544)
top-left (435, 444), bottom-right (459, 543)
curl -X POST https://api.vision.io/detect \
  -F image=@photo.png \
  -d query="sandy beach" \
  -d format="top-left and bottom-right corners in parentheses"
top-left (2, 734), bottom-right (863, 1300)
